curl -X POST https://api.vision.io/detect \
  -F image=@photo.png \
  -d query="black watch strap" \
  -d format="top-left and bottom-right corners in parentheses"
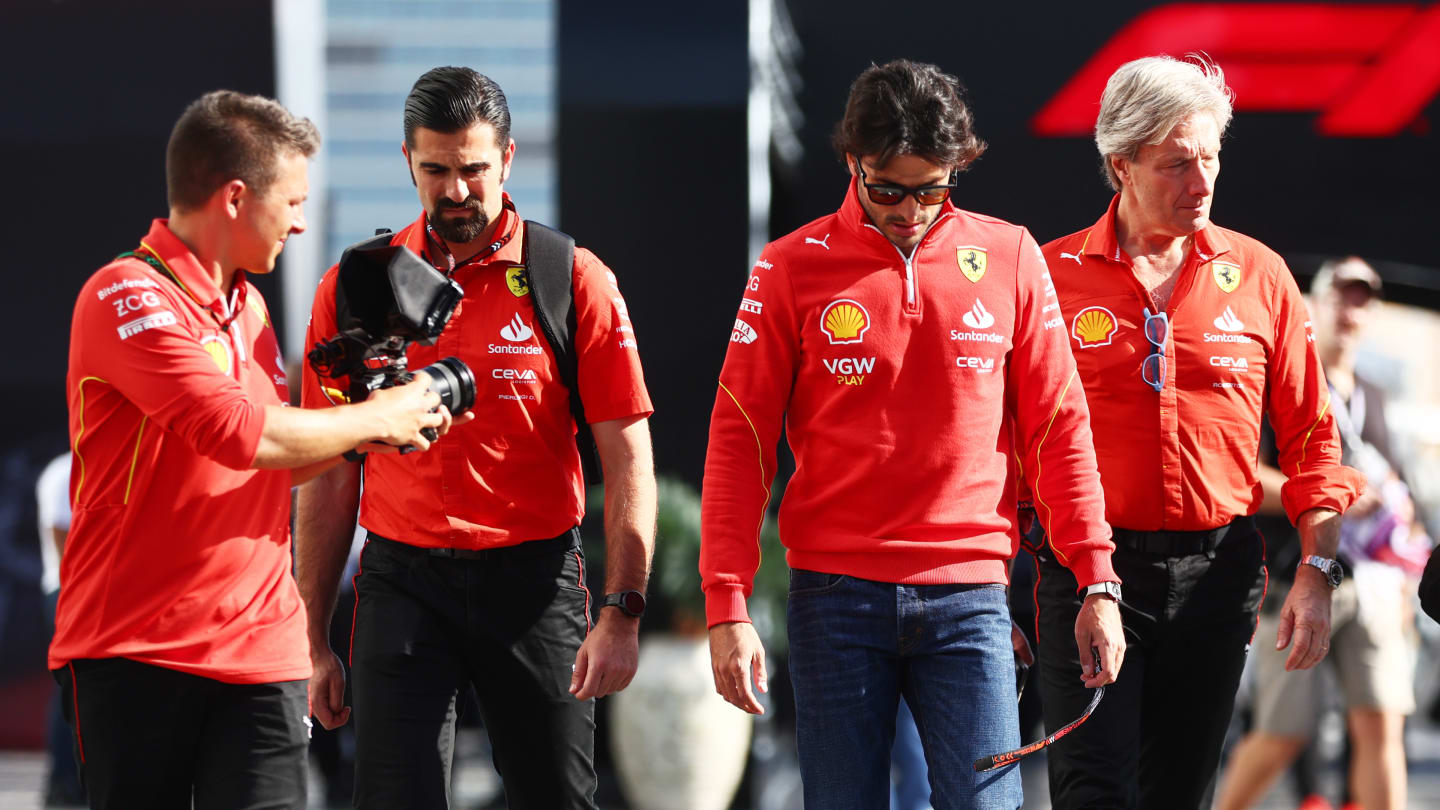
top-left (602, 590), bottom-right (646, 618)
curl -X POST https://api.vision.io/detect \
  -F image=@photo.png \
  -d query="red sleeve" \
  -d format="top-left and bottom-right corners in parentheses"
top-left (1007, 232), bottom-right (1117, 587)
top-left (301, 265), bottom-right (344, 410)
top-left (572, 248), bottom-right (653, 423)
top-left (700, 249), bottom-right (799, 626)
top-left (74, 261), bottom-right (264, 470)
top-left (1266, 259), bottom-right (1365, 522)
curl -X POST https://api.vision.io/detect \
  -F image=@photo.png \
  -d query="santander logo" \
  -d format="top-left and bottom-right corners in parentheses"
top-left (500, 313), bottom-right (534, 342)
top-left (1213, 307), bottom-right (1245, 332)
top-left (962, 299), bottom-right (995, 330)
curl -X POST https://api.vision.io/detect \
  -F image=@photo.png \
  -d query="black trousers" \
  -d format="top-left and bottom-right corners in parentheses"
top-left (351, 530), bottom-right (597, 810)
top-left (53, 658), bottom-right (308, 810)
top-left (1034, 526), bottom-right (1267, 809)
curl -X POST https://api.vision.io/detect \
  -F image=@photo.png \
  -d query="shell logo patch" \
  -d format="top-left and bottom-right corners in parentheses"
top-left (1071, 306), bottom-right (1118, 348)
top-left (820, 299), bottom-right (871, 345)
top-left (506, 266), bottom-right (530, 297)
top-left (957, 246), bottom-right (987, 283)
top-left (201, 334), bottom-right (233, 375)
top-left (1212, 261), bottom-right (1241, 293)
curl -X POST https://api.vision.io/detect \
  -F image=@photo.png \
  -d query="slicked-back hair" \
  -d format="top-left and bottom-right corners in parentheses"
top-left (831, 60), bottom-right (987, 171)
top-left (1095, 54), bottom-right (1234, 191)
top-left (404, 66), bottom-right (511, 149)
top-left (166, 90), bottom-right (319, 212)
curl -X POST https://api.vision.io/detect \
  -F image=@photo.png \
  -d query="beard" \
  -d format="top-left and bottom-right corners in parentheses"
top-left (430, 197), bottom-right (489, 244)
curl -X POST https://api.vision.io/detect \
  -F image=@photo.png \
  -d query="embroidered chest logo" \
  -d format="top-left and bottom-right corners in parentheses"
top-left (1211, 261), bottom-right (1241, 294)
top-left (820, 299), bottom-right (871, 344)
top-left (500, 313), bottom-right (534, 342)
top-left (962, 299), bottom-right (995, 330)
top-left (957, 246), bottom-right (988, 283)
top-left (1071, 306), bottom-right (1118, 348)
top-left (505, 266), bottom-right (530, 297)
top-left (823, 356), bottom-right (875, 385)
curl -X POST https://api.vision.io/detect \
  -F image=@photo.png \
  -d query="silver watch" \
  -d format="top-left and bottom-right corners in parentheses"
top-left (1083, 581), bottom-right (1122, 602)
top-left (1300, 555), bottom-right (1344, 589)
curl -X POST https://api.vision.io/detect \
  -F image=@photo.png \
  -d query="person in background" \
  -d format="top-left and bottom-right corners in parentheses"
top-left (35, 452), bottom-right (84, 807)
top-left (1217, 258), bottom-right (1429, 810)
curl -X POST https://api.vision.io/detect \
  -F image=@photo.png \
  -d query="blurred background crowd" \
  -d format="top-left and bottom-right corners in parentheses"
top-left (3, 1), bottom-right (1438, 807)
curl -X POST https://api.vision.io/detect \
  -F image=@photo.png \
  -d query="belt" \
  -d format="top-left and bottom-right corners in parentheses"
top-left (367, 528), bottom-right (580, 561)
top-left (1110, 515), bottom-right (1255, 557)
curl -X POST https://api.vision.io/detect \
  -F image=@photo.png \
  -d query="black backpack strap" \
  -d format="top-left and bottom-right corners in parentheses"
top-left (523, 220), bottom-right (600, 482)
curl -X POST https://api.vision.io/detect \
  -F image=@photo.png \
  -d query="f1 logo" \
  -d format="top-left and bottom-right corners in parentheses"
top-left (1032, 3), bottom-right (1440, 137)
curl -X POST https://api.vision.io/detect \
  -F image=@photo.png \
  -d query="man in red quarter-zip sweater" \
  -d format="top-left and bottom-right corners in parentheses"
top-left (701, 60), bottom-right (1124, 810)
top-left (1036, 56), bottom-right (1364, 810)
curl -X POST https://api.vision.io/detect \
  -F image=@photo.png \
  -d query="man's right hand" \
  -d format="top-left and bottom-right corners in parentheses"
top-left (357, 373), bottom-right (448, 451)
top-left (708, 621), bottom-right (768, 715)
top-left (309, 645), bottom-right (351, 730)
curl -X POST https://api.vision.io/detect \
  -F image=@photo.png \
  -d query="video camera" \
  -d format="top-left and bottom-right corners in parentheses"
top-left (307, 240), bottom-right (476, 439)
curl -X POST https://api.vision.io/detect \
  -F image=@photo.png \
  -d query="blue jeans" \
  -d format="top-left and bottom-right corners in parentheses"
top-left (787, 570), bottom-right (1023, 810)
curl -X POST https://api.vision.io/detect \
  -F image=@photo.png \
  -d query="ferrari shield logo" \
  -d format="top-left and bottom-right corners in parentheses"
top-left (1211, 261), bottom-right (1241, 293)
top-left (506, 266), bottom-right (530, 297)
top-left (957, 246), bottom-right (987, 283)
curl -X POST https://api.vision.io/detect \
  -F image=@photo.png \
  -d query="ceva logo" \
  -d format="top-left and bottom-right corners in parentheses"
top-left (1032, 3), bottom-right (1440, 137)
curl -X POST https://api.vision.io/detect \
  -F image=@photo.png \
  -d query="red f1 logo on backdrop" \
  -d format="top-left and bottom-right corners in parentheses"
top-left (1033, 3), bottom-right (1440, 136)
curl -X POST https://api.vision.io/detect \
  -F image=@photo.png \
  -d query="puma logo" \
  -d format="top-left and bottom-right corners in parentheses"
top-left (1059, 251), bottom-right (1083, 264)
top-left (805, 234), bottom-right (831, 250)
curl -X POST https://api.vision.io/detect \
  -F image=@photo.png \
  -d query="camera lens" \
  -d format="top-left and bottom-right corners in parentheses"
top-left (418, 357), bottom-right (476, 415)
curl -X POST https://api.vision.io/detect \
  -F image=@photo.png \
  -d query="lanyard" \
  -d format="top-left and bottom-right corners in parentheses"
top-left (131, 242), bottom-right (249, 368)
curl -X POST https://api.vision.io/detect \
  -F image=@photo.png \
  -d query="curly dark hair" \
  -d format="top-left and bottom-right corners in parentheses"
top-left (831, 60), bottom-right (987, 171)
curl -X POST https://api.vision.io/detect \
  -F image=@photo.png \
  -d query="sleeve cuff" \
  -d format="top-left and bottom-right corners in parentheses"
top-left (1280, 466), bottom-right (1366, 525)
top-left (1057, 548), bottom-right (1120, 590)
top-left (704, 584), bottom-right (753, 628)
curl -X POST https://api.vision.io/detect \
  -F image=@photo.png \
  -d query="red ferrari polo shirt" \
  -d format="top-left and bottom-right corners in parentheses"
top-left (1043, 197), bottom-right (1363, 531)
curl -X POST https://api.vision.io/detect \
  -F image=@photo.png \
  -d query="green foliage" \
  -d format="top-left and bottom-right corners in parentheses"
top-left (584, 473), bottom-right (788, 650)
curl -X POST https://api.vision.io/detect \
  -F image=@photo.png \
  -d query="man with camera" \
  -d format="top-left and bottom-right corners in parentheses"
top-left (52, 90), bottom-right (453, 809)
top-left (298, 66), bottom-right (656, 809)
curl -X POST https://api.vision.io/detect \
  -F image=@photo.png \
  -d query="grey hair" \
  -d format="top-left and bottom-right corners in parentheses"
top-left (1094, 54), bottom-right (1234, 191)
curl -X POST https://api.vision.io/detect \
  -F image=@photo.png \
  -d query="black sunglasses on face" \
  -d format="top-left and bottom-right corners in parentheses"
top-left (855, 158), bottom-right (958, 206)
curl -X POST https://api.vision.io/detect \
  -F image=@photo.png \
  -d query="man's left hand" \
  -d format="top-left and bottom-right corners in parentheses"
top-left (570, 609), bottom-right (639, 701)
top-left (1276, 567), bottom-right (1333, 671)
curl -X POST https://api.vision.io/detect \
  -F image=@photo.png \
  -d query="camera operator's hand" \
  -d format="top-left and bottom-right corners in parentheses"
top-left (410, 370), bottom-right (477, 436)
top-left (358, 375), bottom-right (445, 451)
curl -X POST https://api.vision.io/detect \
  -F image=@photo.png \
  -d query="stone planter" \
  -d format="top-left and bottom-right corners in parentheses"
top-left (610, 634), bottom-right (754, 810)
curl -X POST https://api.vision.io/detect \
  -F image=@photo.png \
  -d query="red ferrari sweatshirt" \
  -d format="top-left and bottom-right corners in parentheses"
top-left (700, 180), bottom-right (1117, 627)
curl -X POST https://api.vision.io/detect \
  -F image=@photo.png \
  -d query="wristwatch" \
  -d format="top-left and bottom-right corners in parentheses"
top-left (1299, 555), bottom-right (1344, 589)
top-left (602, 590), bottom-right (647, 618)
top-left (1082, 582), bottom-right (1123, 602)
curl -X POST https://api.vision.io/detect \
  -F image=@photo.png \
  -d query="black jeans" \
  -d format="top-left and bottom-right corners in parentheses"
top-left (1034, 525), bottom-right (1267, 809)
top-left (351, 530), bottom-right (596, 810)
top-left (53, 658), bottom-right (308, 810)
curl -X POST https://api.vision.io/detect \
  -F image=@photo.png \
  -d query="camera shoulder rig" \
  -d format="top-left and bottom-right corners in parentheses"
top-left (339, 223), bottom-right (600, 482)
